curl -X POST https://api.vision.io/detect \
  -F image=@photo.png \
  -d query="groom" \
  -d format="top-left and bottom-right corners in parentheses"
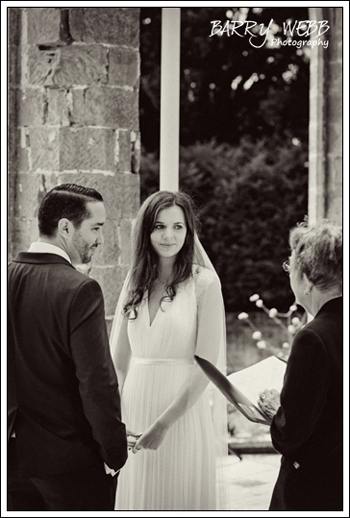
top-left (8, 183), bottom-right (128, 510)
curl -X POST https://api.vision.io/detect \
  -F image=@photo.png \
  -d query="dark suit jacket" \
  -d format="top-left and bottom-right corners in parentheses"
top-left (269, 297), bottom-right (343, 511)
top-left (8, 252), bottom-right (128, 478)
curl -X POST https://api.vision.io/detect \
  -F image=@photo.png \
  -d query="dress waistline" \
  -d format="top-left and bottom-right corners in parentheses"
top-left (133, 357), bottom-right (195, 365)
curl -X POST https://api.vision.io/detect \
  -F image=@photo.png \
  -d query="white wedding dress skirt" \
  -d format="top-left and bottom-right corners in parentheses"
top-left (115, 270), bottom-right (220, 510)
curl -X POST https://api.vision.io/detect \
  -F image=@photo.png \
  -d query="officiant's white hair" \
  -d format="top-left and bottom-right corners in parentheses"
top-left (290, 219), bottom-right (342, 292)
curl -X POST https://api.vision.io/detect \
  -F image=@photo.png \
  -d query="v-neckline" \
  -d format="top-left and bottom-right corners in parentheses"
top-left (146, 293), bottom-right (161, 328)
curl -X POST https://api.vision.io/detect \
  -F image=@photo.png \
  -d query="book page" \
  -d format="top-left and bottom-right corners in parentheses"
top-left (227, 356), bottom-right (287, 408)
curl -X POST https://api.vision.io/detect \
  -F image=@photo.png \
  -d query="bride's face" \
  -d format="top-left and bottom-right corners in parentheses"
top-left (150, 205), bottom-right (187, 260)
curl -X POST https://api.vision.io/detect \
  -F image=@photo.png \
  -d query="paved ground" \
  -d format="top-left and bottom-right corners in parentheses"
top-left (220, 453), bottom-right (281, 510)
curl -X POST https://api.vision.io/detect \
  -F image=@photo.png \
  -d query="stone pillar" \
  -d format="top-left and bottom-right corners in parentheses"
top-left (308, 8), bottom-right (342, 225)
top-left (8, 7), bottom-right (141, 328)
top-left (323, 8), bottom-right (342, 224)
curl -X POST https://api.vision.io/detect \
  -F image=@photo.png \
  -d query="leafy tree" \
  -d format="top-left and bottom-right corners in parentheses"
top-left (140, 7), bottom-right (309, 151)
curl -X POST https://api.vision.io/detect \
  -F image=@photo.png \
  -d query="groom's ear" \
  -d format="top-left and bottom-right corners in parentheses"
top-left (58, 218), bottom-right (73, 239)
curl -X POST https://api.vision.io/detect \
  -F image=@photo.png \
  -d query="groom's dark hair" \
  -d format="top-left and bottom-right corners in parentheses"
top-left (38, 183), bottom-right (104, 237)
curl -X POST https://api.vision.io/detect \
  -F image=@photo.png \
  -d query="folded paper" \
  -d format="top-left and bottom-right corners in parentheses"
top-left (195, 355), bottom-right (287, 425)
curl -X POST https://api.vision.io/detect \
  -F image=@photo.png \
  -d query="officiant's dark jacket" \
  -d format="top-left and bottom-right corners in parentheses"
top-left (269, 297), bottom-right (343, 511)
top-left (8, 252), bottom-right (128, 478)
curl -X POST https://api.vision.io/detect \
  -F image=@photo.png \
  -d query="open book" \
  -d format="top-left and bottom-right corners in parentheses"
top-left (195, 355), bottom-right (287, 425)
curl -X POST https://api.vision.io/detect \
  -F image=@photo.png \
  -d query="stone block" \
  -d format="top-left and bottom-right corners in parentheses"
top-left (15, 173), bottom-right (48, 218)
top-left (8, 170), bottom-right (17, 256)
top-left (12, 217), bottom-right (39, 256)
top-left (131, 131), bottom-right (141, 174)
top-left (329, 38), bottom-right (342, 65)
top-left (17, 144), bottom-right (30, 172)
top-left (27, 7), bottom-right (70, 46)
top-left (37, 172), bottom-right (62, 199)
top-left (46, 88), bottom-right (70, 125)
top-left (121, 173), bottom-right (140, 219)
top-left (59, 127), bottom-right (115, 171)
top-left (327, 62), bottom-right (342, 95)
top-left (94, 219), bottom-right (121, 266)
top-left (8, 49), bottom-right (20, 86)
top-left (120, 218), bottom-right (133, 265)
top-left (327, 96), bottom-right (342, 127)
top-left (8, 7), bottom-right (21, 47)
top-left (71, 87), bottom-right (139, 129)
top-left (52, 45), bottom-right (108, 86)
top-left (19, 87), bottom-right (45, 126)
top-left (109, 47), bottom-right (139, 87)
top-left (8, 89), bottom-right (19, 137)
top-left (89, 265), bottom-right (128, 316)
top-left (28, 45), bottom-right (108, 86)
top-left (101, 175), bottom-right (125, 222)
top-left (69, 8), bottom-right (139, 47)
top-left (327, 120), bottom-right (342, 151)
top-left (326, 8), bottom-right (342, 64)
top-left (29, 126), bottom-right (60, 171)
top-left (57, 171), bottom-right (124, 221)
top-left (28, 46), bottom-right (58, 86)
top-left (327, 155), bottom-right (342, 186)
top-left (117, 130), bottom-right (131, 172)
top-left (11, 129), bottom-right (29, 192)
top-left (326, 164), bottom-right (342, 223)
top-left (8, 128), bottom-right (19, 174)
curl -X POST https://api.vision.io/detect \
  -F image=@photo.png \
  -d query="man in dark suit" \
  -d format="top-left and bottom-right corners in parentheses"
top-left (8, 183), bottom-right (128, 510)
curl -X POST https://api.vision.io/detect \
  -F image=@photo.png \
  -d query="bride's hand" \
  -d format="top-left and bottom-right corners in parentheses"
top-left (132, 421), bottom-right (169, 453)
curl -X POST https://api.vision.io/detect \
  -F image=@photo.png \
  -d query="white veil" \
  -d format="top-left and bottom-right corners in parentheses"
top-left (109, 233), bottom-right (229, 509)
top-left (109, 268), bottom-right (131, 368)
top-left (193, 234), bottom-right (229, 509)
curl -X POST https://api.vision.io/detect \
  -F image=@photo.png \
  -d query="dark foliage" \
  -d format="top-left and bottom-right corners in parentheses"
top-left (140, 7), bottom-right (309, 151)
top-left (139, 7), bottom-right (310, 311)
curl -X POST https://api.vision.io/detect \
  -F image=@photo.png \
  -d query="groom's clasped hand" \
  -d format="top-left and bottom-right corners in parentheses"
top-left (126, 430), bottom-right (142, 452)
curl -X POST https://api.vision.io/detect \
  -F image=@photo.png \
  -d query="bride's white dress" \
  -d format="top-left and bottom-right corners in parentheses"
top-left (114, 267), bottom-right (224, 510)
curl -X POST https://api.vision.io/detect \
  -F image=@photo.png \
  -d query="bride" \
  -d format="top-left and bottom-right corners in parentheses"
top-left (110, 190), bottom-right (227, 510)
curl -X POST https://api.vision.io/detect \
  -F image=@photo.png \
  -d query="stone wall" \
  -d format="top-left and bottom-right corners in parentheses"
top-left (308, 7), bottom-right (342, 225)
top-left (8, 7), bottom-right (141, 327)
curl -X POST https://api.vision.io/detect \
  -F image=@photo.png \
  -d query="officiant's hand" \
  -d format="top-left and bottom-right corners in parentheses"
top-left (132, 421), bottom-right (169, 453)
top-left (258, 388), bottom-right (280, 420)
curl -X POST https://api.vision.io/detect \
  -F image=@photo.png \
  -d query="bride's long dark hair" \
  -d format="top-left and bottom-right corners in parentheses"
top-left (123, 191), bottom-right (199, 320)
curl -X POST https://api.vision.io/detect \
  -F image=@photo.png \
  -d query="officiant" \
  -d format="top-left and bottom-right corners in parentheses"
top-left (258, 220), bottom-right (343, 511)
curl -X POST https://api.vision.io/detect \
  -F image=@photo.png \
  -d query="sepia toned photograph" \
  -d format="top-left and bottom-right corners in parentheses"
top-left (3, 3), bottom-right (347, 515)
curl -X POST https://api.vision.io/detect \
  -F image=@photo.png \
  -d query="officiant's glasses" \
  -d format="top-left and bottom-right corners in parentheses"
top-left (282, 259), bottom-right (290, 274)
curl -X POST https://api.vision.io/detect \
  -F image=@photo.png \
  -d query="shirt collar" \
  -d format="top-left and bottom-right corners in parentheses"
top-left (28, 242), bottom-right (72, 264)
